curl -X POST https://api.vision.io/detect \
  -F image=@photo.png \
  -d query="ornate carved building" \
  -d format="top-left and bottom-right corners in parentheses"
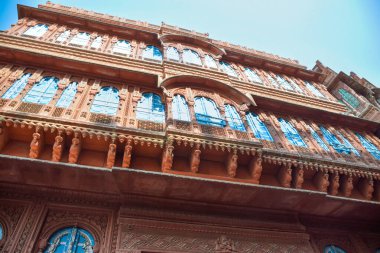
top-left (0, 2), bottom-right (379, 253)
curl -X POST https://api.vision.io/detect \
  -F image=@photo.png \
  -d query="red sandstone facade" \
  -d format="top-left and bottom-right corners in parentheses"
top-left (0, 2), bottom-right (379, 253)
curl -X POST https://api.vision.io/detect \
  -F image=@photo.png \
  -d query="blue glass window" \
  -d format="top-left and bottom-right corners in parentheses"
top-left (355, 133), bottom-right (380, 160)
top-left (56, 30), bottom-right (70, 43)
top-left (2, 73), bottom-right (32, 99)
top-left (288, 78), bottom-right (304, 93)
top-left (23, 76), bottom-right (59, 104)
top-left (244, 68), bottom-right (262, 83)
top-left (225, 104), bottom-right (246, 131)
top-left (309, 126), bottom-right (329, 151)
top-left (136, 93), bottom-right (165, 122)
top-left (220, 61), bottom-right (238, 77)
top-left (337, 132), bottom-right (360, 156)
top-left (23, 24), bottom-right (48, 37)
top-left (143, 45), bottom-right (162, 61)
top-left (204, 54), bottom-right (218, 69)
top-left (265, 72), bottom-right (279, 87)
top-left (70, 32), bottom-right (90, 47)
top-left (305, 81), bottom-right (324, 98)
top-left (275, 75), bottom-right (294, 91)
top-left (44, 227), bottom-right (95, 253)
top-left (172, 94), bottom-right (190, 121)
top-left (338, 88), bottom-right (360, 108)
top-left (320, 126), bottom-right (351, 154)
top-left (194, 96), bottom-right (226, 127)
top-left (90, 36), bottom-right (102, 49)
top-left (246, 112), bottom-right (273, 141)
top-left (90, 86), bottom-right (119, 115)
top-left (166, 46), bottom-right (179, 61)
top-left (278, 118), bottom-right (307, 147)
top-left (56, 81), bottom-right (78, 108)
top-left (183, 49), bottom-right (202, 65)
top-left (112, 40), bottom-right (131, 55)
top-left (324, 245), bottom-right (346, 253)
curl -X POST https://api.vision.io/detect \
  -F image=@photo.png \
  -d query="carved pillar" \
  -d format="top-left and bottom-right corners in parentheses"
top-left (106, 141), bottom-right (117, 169)
top-left (341, 174), bottom-right (354, 197)
top-left (68, 132), bottom-right (82, 164)
top-left (249, 150), bottom-right (262, 184)
top-left (314, 171), bottom-right (329, 192)
top-left (190, 144), bottom-right (201, 173)
top-left (122, 137), bottom-right (133, 168)
top-left (358, 177), bottom-right (374, 200)
top-left (226, 150), bottom-right (238, 178)
top-left (43, 24), bottom-right (58, 41)
top-left (161, 137), bottom-right (174, 172)
top-left (51, 131), bottom-right (65, 162)
top-left (328, 172), bottom-right (340, 196)
top-left (100, 35), bottom-right (110, 53)
top-left (29, 128), bottom-right (44, 159)
top-left (292, 167), bottom-right (304, 189)
top-left (278, 163), bottom-right (292, 187)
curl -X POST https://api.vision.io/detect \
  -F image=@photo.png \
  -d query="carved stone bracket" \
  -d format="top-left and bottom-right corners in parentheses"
top-left (314, 171), bottom-right (330, 192)
top-left (278, 163), bottom-right (292, 188)
top-left (190, 143), bottom-right (201, 173)
top-left (249, 150), bottom-right (262, 184)
top-left (226, 150), bottom-right (238, 178)
top-left (68, 132), bottom-right (81, 164)
top-left (161, 137), bottom-right (174, 172)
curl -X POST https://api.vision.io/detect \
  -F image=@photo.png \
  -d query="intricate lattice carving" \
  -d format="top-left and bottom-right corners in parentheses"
top-left (16, 102), bottom-right (43, 113)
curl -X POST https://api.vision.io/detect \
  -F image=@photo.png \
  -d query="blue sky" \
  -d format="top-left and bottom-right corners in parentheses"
top-left (1, 0), bottom-right (379, 87)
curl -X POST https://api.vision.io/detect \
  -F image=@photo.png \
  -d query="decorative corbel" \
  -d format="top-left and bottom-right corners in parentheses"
top-left (314, 171), bottom-right (330, 192)
top-left (68, 132), bottom-right (82, 164)
top-left (161, 137), bottom-right (174, 172)
top-left (328, 172), bottom-right (340, 196)
top-left (341, 174), bottom-right (354, 197)
top-left (190, 143), bottom-right (201, 173)
top-left (29, 127), bottom-right (44, 159)
top-left (249, 150), bottom-right (262, 184)
top-left (226, 150), bottom-right (238, 178)
top-left (122, 137), bottom-right (133, 168)
top-left (51, 130), bottom-right (65, 162)
top-left (292, 167), bottom-right (304, 189)
top-left (278, 163), bottom-right (292, 188)
top-left (106, 137), bottom-right (117, 169)
top-left (358, 177), bottom-right (374, 200)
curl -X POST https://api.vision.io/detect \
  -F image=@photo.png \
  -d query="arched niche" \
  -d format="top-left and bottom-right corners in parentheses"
top-left (159, 34), bottom-right (226, 58)
top-left (159, 75), bottom-right (256, 108)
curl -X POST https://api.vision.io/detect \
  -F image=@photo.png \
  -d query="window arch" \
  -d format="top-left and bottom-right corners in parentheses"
top-left (172, 94), bottom-right (190, 121)
top-left (2, 73), bottom-right (32, 99)
top-left (309, 126), bottom-right (329, 151)
top-left (44, 227), bottom-right (95, 253)
top-left (90, 36), bottom-right (102, 49)
top-left (278, 118), bottom-right (307, 147)
top-left (136, 92), bottom-right (165, 122)
top-left (225, 104), bottom-right (246, 131)
top-left (305, 81), bottom-right (324, 98)
top-left (204, 54), bottom-right (218, 69)
top-left (90, 86), bottom-right (119, 115)
top-left (324, 245), bottom-right (347, 253)
top-left (166, 46), bottom-right (180, 61)
top-left (244, 68), bottom-right (262, 84)
top-left (56, 30), bottom-right (70, 43)
top-left (112, 40), bottom-right (131, 55)
top-left (70, 32), bottom-right (90, 47)
top-left (319, 126), bottom-right (350, 154)
top-left (194, 96), bottom-right (226, 127)
top-left (219, 61), bottom-right (237, 77)
top-left (246, 112), bottom-right (273, 141)
top-left (23, 24), bottom-right (48, 37)
top-left (183, 49), bottom-right (202, 65)
top-left (142, 45), bottom-right (162, 61)
top-left (355, 133), bottom-right (380, 160)
top-left (338, 88), bottom-right (360, 108)
top-left (56, 81), bottom-right (78, 108)
top-left (23, 76), bottom-right (59, 104)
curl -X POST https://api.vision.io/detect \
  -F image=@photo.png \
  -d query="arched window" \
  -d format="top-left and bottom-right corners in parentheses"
top-left (338, 88), bottom-right (360, 108)
top-left (2, 73), bottom-right (32, 99)
top-left (112, 40), bottom-right (131, 55)
top-left (56, 81), bottom-right (78, 108)
top-left (219, 61), bottom-right (237, 77)
top-left (305, 81), bottom-right (324, 98)
top-left (204, 54), bottom-right (218, 69)
top-left (246, 112), bottom-right (273, 141)
top-left (90, 36), bottom-right (102, 49)
top-left (56, 30), bottom-right (70, 43)
top-left (275, 75), bottom-right (293, 91)
top-left (136, 93), bottom-right (165, 122)
top-left (278, 118), bottom-right (307, 147)
top-left (183, 49), bottom-right (202, 65)
top-left (324, 245), bottom-right (347, 253)
top-left (23, 24), bottom-right (48, 37)
top-left (166, 46), bottom-right (180, 61)
top-left (309, 126), bottom-right (329, 151)
top-left (142, 45), bottom-right (162, 61)
top-left (23, 76), bottom-right (59, 105)
top-left (337, 132), bottom-right (360, 156)
top-left (320, 126), bottom-right (350, 154)
top-left (172, 94), bottom-right (190, 121)
top-left (70, 32), bottom-right (90, 47)
top-left (90, 86), bottom-right (119, 115)
top-left (44, 227), bottom-right (95, 253)
top-left (225, 104), bottom-right (246, 131)
top-left (244, 68), bottom-right (262, 84)
top-left (194, 96), bottom-right (226, 127)
top-left (355, 133), bottom-right (380, 160)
